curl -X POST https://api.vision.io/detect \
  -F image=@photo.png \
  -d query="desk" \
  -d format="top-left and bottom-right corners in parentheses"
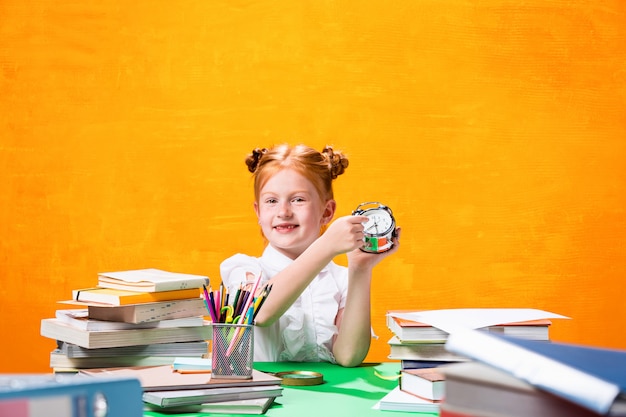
top-left (144, 362), bottom-right (427, 417)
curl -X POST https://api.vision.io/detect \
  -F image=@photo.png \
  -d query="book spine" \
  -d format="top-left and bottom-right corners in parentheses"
top-left (445, 329), bottom-right (619, 415)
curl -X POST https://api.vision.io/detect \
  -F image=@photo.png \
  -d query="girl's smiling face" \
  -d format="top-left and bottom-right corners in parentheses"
top-left (255, 168), bottom-right (335, 259)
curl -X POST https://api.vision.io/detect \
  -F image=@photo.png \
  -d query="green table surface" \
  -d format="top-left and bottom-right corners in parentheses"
top-left (144, 361), bottom-right (437, 417)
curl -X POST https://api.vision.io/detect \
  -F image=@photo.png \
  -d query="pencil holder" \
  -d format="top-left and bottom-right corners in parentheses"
top-left (211, 323), bottom-right (254, 379)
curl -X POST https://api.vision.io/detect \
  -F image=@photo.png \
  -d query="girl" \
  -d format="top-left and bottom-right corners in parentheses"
top-left (220, 144), bottom-right (400, 367)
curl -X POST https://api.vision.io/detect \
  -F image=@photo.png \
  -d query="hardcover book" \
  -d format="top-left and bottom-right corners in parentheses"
top-left (387, 314), bottom-right (449, 342)
top-left (387, 336), bottom-right (469, 362)
top-left (98, 268), bottom-right (209, 293)
top-left (400, 359), bottom-right (460, 370)
top-left (442, 361), bottom-right (605, 417)
top-left (387, 313), bottom-right (553, 343)
top-left (0, 374), bottom-right (143, 417)
top-left (445, 329), bottom-right (626, 416)
top-left (400, 368), bottom-right (445, 401)
top-left (68, 287), bottom-right (201, 306)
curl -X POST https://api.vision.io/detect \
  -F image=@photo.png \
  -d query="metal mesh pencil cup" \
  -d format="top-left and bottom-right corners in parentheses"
top-left (211, 323), bottom-right (254, 379)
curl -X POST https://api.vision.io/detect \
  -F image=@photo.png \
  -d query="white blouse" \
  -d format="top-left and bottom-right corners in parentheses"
top-left (219, 244), bottom-right (349, 363)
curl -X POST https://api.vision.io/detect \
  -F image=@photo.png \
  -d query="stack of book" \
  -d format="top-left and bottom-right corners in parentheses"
top-left (40, 269), bottom-right (211, 372)
top-left (386, 309), bottom-right (555, 370)
top-left (440, 329), bottom-right (626, 417)
top-left (376, 308), bottom-right (569, 414)
top-left (374, 367), bottom-right (443, 414)
top-left (81, 363), bottom-right (284, 415)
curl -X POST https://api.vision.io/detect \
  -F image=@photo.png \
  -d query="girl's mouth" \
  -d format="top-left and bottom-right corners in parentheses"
top-left (274, 224), bottom-right (298, 231)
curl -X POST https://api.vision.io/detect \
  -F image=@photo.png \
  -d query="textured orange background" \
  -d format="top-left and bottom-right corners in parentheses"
top-left (1, 1), bottom-right (625, 373)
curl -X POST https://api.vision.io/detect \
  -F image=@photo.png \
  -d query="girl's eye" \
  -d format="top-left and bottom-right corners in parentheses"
top-left (292, 197), bottom-right (306, 203)
top-left (265, 198), bottom-right (278, 204)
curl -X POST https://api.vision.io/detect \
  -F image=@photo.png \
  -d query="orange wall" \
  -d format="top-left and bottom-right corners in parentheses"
top-left (1, 1), bottom-right (625, 373)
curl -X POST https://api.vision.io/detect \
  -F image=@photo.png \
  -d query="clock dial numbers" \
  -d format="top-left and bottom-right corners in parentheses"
top-left (352, 202), bottom-right (396, 253)
top-left (363, 210), bottom-right (392, 235)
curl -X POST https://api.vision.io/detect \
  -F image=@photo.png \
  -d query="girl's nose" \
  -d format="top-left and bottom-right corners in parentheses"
top-left (278, 201), bottom-right (292, 218)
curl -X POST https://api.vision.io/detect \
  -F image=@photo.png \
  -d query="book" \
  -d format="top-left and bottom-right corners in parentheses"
top-left (80, 365), bottom-right (282, 392)
top-left (441, 361), bottom-right (604, 417)
top-left (400, 367), bottom-right (445, 401)
top-left (40, 318), bottom-right (211, 349)
top-left (388, 336), bottom-right (469, 362)
top-left (400, 359), bottom-right (460, 370)
top-left (85, 298), bottom-right (207, 323)
top-left (373, 386), bottom-right (440, 414)
top-left (445, 329), bottom-right (626, 416)
top-left (387, 314), bottom-right (449, 342)
top-left (0, 374), bottom-right (143, 417)
top-left (439, 405), bottom-right (485, 417)
top-left (143, 396), bottom-right (277, 415)
top-left (142, 384), bottom-right (283, 407)
top-left (68, 287), bottom-right (201, 306)
top-left (56, 340), bottom-right (208, 358)
top-left (50, 349), bottom-right (184, 370)
top-left (98, 268), bottom-right (209, 293)
top-left (55, 309), bottom-right (204, 331)
top-left (387, 313), bottom-right (552, 343)
top-left (171, 357), bottom-right (212, 372)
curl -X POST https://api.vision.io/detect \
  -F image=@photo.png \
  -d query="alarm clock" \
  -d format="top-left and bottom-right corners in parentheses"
top-left (352, 202), bottom-right (397, 253)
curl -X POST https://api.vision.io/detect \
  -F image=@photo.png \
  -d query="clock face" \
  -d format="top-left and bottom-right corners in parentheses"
top-left (362, 208), bottom-right (394, 236)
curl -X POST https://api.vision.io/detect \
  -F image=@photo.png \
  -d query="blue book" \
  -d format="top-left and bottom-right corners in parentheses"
top-left (0, 374), bottom-right (143, 417)
top-left (400, 359), bottom-right (462, 370)
top-left (445, 329), bottom-right (626, 416)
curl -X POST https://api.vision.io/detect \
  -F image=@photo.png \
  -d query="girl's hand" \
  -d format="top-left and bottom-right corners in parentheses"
top-left (321, 215), bottom-right (369, 255)
top-left (347, 227), bottom-right (401, 272)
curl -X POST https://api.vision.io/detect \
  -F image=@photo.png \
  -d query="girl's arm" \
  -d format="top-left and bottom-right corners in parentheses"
top-left (252, 215), bottom-right (368, 326)
top-left (332, 229), bottom-right (401, 367)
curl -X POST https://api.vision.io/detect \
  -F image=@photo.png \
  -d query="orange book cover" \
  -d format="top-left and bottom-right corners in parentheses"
top-left (386, 310), bottom-right (553, 343)
top-left (67, 287), bottom-right (201, 306)
top-left (388, 311), bottom-right (552, 328)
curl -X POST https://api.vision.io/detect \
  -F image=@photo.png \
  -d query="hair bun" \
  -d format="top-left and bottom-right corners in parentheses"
top-left (246, 147), bottom-right (268, 173)
top-left (322, 145), bottom-right (349, 179)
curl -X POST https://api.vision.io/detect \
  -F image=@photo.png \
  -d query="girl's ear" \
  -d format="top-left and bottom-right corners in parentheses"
top-left (321, 200), bottom-right (336, 225)
top-left (253, 201), bottom-right (260, 220)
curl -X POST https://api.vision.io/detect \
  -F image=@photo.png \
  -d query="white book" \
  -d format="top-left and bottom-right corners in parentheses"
top-left (143, 385), bottom-right (283, 407)
top-left (55, 309), bottom-right (204, 331)
top-left (98, 268), bottom-right (209, 293)
top-left (50, 349), bottom-right (182, 370)
top-left (57, 340), bottom-right (209, 358)
top-left (387, 336), bottom-right (468, 361)
top-left (373, 386), bottom-right (440, 413)
top-left (400, 368), bottom-right (445, 401)
top-left (40, 318), bottom-right (211, 349)
top-left (85, 298), bottom-right (207, 324)
top-left (144, 396), bottom-right (277, 415)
